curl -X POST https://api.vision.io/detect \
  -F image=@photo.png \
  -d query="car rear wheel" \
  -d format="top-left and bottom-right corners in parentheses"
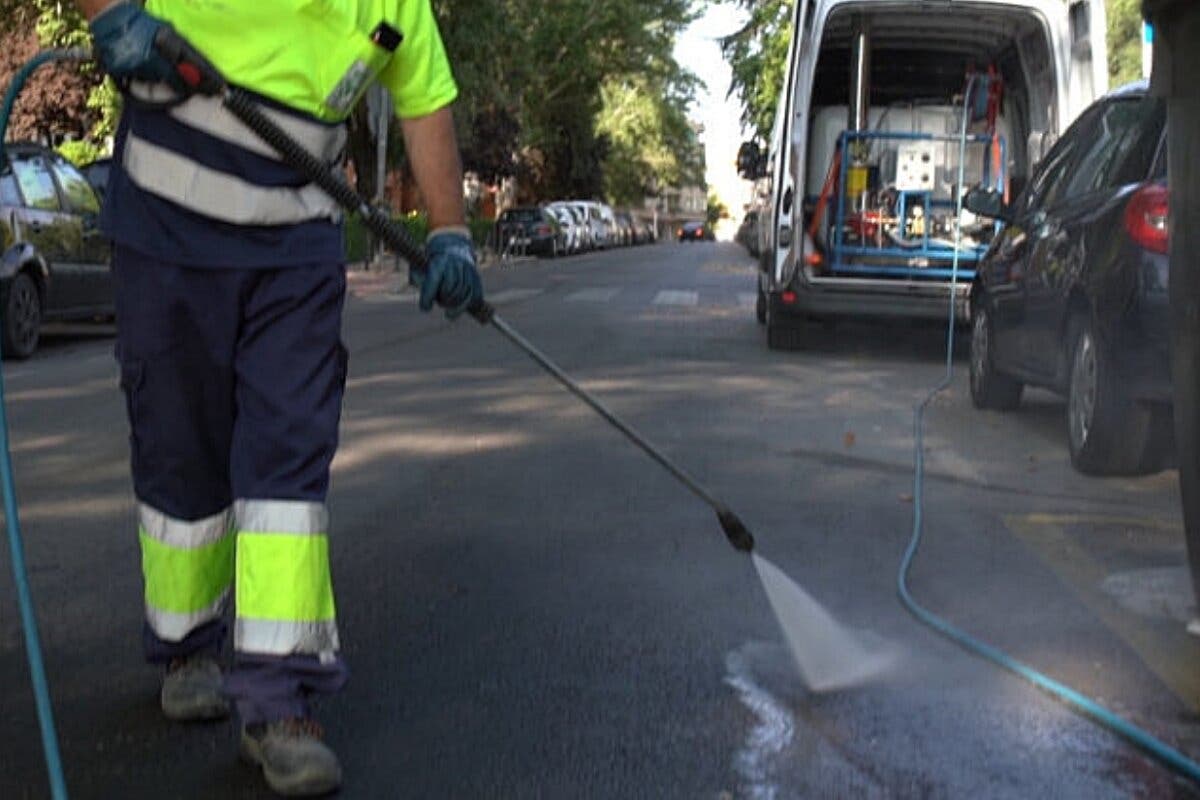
top-left (755, 282), bottom-right (767, 325)
top-left (969, 302), bottom-right (1022, 410)
top-left (2, 272), bottom-right (41, 360)
top-left (1066, 316), bottom-right (1153, 475)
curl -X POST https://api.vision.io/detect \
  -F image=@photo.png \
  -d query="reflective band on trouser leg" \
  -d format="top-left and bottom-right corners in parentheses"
top-left (139, 503), bottom-right (235, 642)
top-left (234, 500), bottom-right (339, 658)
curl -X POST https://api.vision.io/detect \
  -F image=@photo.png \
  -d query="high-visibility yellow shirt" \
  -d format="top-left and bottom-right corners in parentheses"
top-left (144, 0), bottom-right (459, 121)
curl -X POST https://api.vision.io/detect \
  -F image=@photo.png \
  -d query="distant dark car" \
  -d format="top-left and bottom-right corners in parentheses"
top-left (0, 143), bottom-right (113, 359)
top-left (496, 206), bottom-right (567, 257)
top-left (677, 220), bottom-right (712, 242)
top-left (968, 83), bottom-right (1169, 475)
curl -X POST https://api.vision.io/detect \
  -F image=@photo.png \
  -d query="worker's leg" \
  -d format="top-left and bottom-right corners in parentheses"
top-left (112, 245), bottom-right (239, 665)
top-left (223, 262), bottom-right (350, 725)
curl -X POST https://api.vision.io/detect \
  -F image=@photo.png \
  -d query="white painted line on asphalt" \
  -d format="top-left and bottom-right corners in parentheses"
top-left (653, 290), bottom-right (698, 307)
top-left (725, 646), bottom-right (794, 800)
top-left (737, 293), bottom-right (757, 308)
top-left (565, 287), bottom-right (620, 303)
top-left (487, 288), bottom-right (545, 305)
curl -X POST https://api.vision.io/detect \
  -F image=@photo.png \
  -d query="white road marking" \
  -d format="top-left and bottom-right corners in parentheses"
top-left (738, 293), bottom-right (758, 309)
top-left (487, 288), bottom-right (545, 305)
top-left (725, 647), bottom-right (795, 800)
top-left (565, 287), bottom-right (620, 303)
top-left (652, 290), bottom-right (698, 307)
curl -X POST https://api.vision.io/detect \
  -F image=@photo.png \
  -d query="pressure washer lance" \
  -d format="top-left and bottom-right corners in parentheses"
top-left (152, 29), bottom-right (755, 554)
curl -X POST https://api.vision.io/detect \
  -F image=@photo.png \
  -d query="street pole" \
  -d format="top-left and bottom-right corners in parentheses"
top-left (1144, 0), bottom-right (1200, 630)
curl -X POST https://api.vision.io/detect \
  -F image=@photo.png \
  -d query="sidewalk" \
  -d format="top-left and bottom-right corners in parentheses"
top-left (346, 249), bottom-right (533, 300)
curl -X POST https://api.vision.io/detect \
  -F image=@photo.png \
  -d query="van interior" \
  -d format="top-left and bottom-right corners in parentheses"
top-left (805, 4), bottom-right (1057, 281)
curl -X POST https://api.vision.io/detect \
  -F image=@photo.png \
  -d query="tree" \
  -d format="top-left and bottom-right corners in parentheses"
top-left (0, 0), bottom-right (118, 154)
top-left (1107, 0), bottom-right (1144, 87)
top-left (720, 0), bottom-right (792, 142)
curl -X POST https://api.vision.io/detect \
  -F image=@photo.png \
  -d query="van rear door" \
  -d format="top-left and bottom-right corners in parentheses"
top-left (766, 0), bottom-right (812, 288)
top-left (1066, 0), bottom-right (1109, 121)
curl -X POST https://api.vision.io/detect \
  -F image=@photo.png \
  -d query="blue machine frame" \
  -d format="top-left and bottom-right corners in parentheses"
top-left (827, 130), bottom-right (1006, 280)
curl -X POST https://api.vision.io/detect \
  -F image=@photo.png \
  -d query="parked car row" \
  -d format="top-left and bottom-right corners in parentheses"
top-left (496, 200), bottom-right (657, 258)
top-left (0, 142), bottom-right (113, 359)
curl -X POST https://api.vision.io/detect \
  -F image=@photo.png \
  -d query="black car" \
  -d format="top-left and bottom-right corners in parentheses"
top-left (0, 143), bottom-right (113, 359)
top-left (967, 83), bottom-right (1169, 475)
top-left (677, 220), bottom-right (713, 242)
top-left (496, 206), bottom-right (567, 257)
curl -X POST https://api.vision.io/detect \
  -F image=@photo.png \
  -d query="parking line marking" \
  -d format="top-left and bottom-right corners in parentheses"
top-left (653, 290), bottom-right (698, 307)
top-left (565, 287), bottom-right (620, 303)
top-left (1004, 513), bottom-right (1200, 710)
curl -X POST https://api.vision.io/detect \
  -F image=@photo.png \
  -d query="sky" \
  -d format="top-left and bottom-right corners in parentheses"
top-left (673, 2), bottom-right (752, 215)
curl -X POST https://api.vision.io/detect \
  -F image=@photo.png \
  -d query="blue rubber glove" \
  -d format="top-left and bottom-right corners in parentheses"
top-left (89, 1), bottom-right (185, 91)
top-left (416, 230), bottom-right (483, 319)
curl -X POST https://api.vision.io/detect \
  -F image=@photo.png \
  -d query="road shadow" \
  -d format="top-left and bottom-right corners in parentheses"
top-left (29, 322), bottom-right (116, 359)
top-left (787, 318), bottom-right (971, 364)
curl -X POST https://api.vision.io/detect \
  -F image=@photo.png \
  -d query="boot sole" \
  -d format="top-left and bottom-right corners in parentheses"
top-left (240, 732), bottom-right (342, 797)
top-left (161, 696), bottom-right (231, 722)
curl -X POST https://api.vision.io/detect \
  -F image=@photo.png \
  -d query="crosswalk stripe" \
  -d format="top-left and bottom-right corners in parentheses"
top-left (653, 290), bottom-right (699, 307)
top-left (565, 287), bottom-right (621, 303)
top-left (487, 288), bottom-right (545, 305)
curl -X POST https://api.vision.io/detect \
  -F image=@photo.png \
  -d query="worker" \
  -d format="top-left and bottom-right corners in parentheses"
top-left (1142, 1), bottom-right (1200, 636)
top-left (76, 0), bottom-right (483, 795)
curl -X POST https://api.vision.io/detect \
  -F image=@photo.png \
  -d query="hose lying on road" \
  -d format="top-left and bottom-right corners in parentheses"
top-left (897, 76), bottom-right (1200, 786)
top-left (0, 49), bottom-right (89, 800)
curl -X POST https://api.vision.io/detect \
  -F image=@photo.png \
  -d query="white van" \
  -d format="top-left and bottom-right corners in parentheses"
top-left (744, 0), bottom-right (1108, 349)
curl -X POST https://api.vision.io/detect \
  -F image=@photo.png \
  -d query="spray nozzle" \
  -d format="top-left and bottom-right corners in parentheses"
top-left (717, 509), bottom-right (755, 553)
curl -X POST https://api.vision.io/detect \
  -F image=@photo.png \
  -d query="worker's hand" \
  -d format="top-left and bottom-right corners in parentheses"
top-left (88, 1), bottom-right (185, 91)
top-left (418, 229), bottom-right (483, 320)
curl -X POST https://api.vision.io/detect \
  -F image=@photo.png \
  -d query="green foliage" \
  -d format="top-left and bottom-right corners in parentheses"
top-left (1107, 0), bottom-right (1144, 87)
top-left (343, 213), bottom-right (370, 262)
top-left (395, 210), bottom-right (430, 245)
top-left (432, 0), bottom-right (705, 202)
top-left (56, 137), bottom-right (105, 166)
top-left (596, 75), bottom-right (705, 206)
top-left (706, 192), bottom-right (728, 227)
top-left (721, 0), bottom-right (793, 142)
top-left (468, 217), bottom-right (495, 248)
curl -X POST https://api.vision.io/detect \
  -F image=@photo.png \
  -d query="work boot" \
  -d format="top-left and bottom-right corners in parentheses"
top-left (160, 655), bottom-right (230, 721)
top-left (240, 718), bottom-right (342, 797)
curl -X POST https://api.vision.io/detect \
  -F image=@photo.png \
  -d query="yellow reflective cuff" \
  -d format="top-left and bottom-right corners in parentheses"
top-left (140, 530), bottom-right (235, 615)
top-left (236, 533), bottom-right (337, 622)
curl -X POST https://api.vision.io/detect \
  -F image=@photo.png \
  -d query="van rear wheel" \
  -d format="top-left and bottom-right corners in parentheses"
top-left (765, 294), bottom-right (803, 350)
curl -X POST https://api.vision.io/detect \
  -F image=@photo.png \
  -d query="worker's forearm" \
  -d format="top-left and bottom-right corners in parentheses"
top-left (75, 0), bottom-right (118, 20)
top-left (400, 106), bottom-right (466, 233)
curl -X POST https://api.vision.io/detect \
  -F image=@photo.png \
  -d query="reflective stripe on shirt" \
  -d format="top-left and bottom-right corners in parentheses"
top-left (127, 83), bottom-right (348, 165)
top-left (122, 133), bottom-right (343, 226)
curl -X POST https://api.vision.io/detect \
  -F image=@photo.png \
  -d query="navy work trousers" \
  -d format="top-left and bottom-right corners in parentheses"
top-left (113, 245), bottom-right (349, 723)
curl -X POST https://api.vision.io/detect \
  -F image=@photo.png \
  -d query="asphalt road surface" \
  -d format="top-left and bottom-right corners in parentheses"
top-left (0, 242), bottom-right (1197, 798)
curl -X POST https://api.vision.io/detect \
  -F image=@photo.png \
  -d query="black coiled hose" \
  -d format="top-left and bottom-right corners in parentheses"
top-left (222, 88), bottom-right (436, 275)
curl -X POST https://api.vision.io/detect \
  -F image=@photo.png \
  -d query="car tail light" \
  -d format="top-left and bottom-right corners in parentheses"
top-left (1124, 183), bottom-right (1169, 255)
top-left (698, 227), bottom-right (705, 237)
top-left (781, 290), bottom-right (798, 304)
top-left (535, 224), bottom-right (552, 236)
